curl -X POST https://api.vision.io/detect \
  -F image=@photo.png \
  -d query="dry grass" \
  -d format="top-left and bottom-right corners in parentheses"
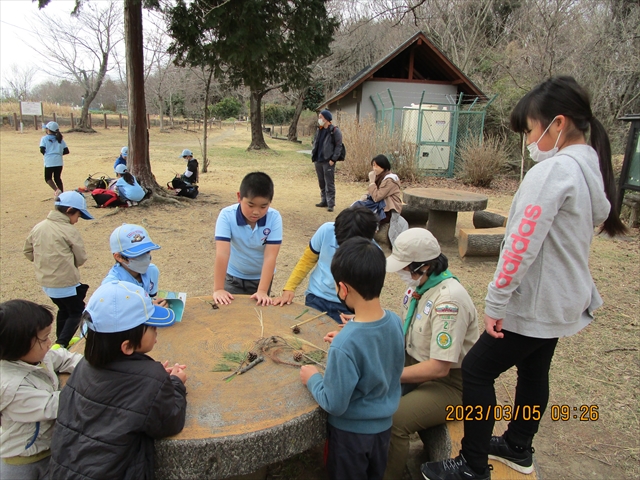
top-left (455, 135), bottom-right (510, 188)
top-left (337, 113), bottom-right (419, 183)
top-left (0, 126), bottom-right (637, 480)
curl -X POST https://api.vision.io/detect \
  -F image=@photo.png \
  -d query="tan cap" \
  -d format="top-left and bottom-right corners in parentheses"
top-left (386, 228), bottom-right (441, 272)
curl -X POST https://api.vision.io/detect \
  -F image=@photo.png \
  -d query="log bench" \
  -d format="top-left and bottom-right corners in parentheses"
top-left (458, 227), bottom-right (506, 258)
top-left (473, 208), bottom-right (509, 229)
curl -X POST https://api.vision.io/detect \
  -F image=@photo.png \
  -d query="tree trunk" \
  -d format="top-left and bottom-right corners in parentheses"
top-left (78, 91), bottom-right (91, 129)
top-left (158, 94), bottom-right (165, 130)
top-left (202, 68), bottom-right (214, 172)
top-left (248, 89), bottom-right (269, 150)
top-left (287, 91), bottom-right (305, 142)
top-left (124, 0), bottom-right (160, 192)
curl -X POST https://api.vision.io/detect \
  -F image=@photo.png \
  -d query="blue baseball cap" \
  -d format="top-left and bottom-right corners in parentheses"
top-left (115, 164), bottom-right (127, 175)
top-left (110, 224), bottom-right (160, 256)
top-left (55, 191), bottom-right (94, 220)
top-left (180, 149), bottom-right (193, 157)
top-left (121, 146), bottom-right (128, 157)
top-left (85, 281), bottom-right (175, 333)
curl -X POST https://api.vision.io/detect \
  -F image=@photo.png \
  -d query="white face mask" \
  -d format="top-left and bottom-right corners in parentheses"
top-left (527, 116), bottom-right (562, 163)
top-left (125, 253), bottom-right (152, 274)
top-left (396, 270), bottom-right (421, 288)
top-left (318, 118), bottom-right (324, 126)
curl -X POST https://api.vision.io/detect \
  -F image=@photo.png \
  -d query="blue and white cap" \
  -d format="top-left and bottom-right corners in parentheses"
top-left (115, 164), bottom-right (128, 175)
top-left (55, 191), bottom-right (94, 220)
top-left (44, 121), bottom-right (59, 132)
top-left (85, 281), bottom-right (175, 333)
top-left (180, 149), bottom-right (193, 158)
top-left (121, 146), bottom-right (128, 157)
top-left (109, 224), bottom-right (160, 256)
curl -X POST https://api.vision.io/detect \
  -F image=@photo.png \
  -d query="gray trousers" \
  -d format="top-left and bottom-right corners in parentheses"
top-left (0, 456), bottom-right (50, 480)
top-left (314, 161), bottom-right (335, 207)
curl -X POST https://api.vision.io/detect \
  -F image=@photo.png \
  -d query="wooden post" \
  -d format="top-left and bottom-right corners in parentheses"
top-left (13, 113), bottom-right (18, 131)
top-left (34, 115), bottom-right (38, 130)
top-left (104, 113), bottom-right (108, 129)
top-left (88, 113), bottom-right (92, 128)
top-left (70, 113), bottom-right (75, 129)
top-left (119, 113), bottom-right (123, 129)
top-left (53, 112), bottom-right (57, 123)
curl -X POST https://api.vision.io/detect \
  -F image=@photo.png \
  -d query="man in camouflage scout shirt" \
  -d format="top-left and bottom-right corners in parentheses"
top-left (383, 229), bottom-right (479, 480)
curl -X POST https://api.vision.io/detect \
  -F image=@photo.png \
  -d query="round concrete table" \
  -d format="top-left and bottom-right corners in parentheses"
top-left (149, 296), bottom-right (335, 479)
top-left (403, 188), bottom-right (488, 243)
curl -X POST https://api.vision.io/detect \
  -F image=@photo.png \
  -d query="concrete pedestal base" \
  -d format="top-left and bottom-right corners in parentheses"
top-left (427, 210), bottom-right (458, 243)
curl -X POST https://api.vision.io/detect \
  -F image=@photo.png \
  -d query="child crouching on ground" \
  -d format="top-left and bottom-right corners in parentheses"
top-left (300, 237), bottom-right (405, 480)
top-left (49, 281), bottom-right (187, 479)
top-left (0, 300), bottom-right (82, 480)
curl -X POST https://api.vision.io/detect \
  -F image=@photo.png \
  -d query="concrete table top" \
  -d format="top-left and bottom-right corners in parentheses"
top-left (403, 188), bottom-right (488, 243)
top-left (149, 296), bottom-right (336, 479)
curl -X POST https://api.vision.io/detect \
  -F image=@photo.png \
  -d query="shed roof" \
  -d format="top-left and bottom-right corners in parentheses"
top-left (323, 31), bottom-right (486, 107)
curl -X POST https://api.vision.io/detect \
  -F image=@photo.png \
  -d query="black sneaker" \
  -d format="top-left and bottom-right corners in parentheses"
top-left (315, 202), bottom-right (328, 207)
top-left (421, 454), bottom-right (491, 480)
top-left (327, 207), bottom-right (334, 212)
top-left (488, 435), bottom-right (534, 474)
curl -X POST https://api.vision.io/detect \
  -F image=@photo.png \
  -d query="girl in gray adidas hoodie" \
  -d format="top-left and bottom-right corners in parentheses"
top-left (421, 77), bottom-right (627, 480)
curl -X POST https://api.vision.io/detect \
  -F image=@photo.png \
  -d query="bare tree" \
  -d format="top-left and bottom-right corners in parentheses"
top-left (33, 1), bottom-right (123, 131)
top-left (5, 64), bottom-right (39, 101)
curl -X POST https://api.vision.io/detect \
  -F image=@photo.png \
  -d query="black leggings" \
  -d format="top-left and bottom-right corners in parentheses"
top-left (460, 330), bottom-right (558, 470)
top-left (49, 284), bottom-right (89, 347)
top-left (44, 166), bottom-right (64, 191)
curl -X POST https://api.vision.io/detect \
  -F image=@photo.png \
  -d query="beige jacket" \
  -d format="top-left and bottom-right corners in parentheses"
top-left (367, 173), bottom-right (403, 213)
top-left (0, 349), bottom-right (82, 458)
top-left (24, 210), bottom-right (88, 288)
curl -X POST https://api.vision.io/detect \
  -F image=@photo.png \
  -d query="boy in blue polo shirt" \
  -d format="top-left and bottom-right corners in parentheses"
top-left (213, 172), bottom-right (282, 306)
top-left (273, 206), bottom-right (378, 323)
top-left (103, 224), bottom-right (166, 306)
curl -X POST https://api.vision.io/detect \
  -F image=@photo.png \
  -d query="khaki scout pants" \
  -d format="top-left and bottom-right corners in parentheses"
top-left (383, 359), bottom-right (463, 480)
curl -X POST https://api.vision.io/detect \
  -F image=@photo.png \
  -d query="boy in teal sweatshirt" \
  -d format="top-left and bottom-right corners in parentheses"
top-left (300, 237), bottom-right (404, 480)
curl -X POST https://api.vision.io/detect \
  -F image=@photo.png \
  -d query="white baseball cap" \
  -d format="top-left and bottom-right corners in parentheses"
top-left (85, 281), bottom-right (175, 333)
top-left (386, 228), bottom-right (441, 272)
top-left (115, 164), bottom-right (128, 175)
top-left (109, 224), bottom-right (160, 256)
top-left (55, 191), bottom-right (94, 220)
top-left (44, 121), bottom-right (59, 131)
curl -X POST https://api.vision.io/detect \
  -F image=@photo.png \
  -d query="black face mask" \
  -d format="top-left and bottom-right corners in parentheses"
top-left (337, 287), bottom-right (355, 314)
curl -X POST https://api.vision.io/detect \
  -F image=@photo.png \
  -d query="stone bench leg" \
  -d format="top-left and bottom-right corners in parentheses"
top-left (427, 210), bottom-right (458, 243)
top-left (418, 424), bottom-right (452, 462)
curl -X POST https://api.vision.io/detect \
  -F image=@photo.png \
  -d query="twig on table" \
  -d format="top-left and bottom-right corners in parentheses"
top-left (254, 308), bottom-right (264, 338)
top-left (223, 356), bottom-right (264, 380)
top-left (283, 335), bottom-right (327, 353)
top-left (290, 311), bottom-right (327, 329)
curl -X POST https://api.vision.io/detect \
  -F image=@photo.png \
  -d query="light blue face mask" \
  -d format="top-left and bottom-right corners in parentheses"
top-left (125, 253), bottom-right (151, 274)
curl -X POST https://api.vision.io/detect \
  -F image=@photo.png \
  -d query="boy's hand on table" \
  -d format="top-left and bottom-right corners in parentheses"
top-left (272, 291), bottom-right (294, 306)
top-left (164, 362), bottom-right (188, 384)
top-left (339, 313), bottom-right (354, 325)
top-left (300, 365), bottom-right (319, 385)
top-left (153, 298), bottom-right (168, 308)
top-left (213, 289), bottom-right (234, 305)
top-left (251, 290), bottom-right (272, 306)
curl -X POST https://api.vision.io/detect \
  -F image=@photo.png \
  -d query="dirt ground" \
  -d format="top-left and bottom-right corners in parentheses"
top-left (0, 125), bottom-right (637, 479)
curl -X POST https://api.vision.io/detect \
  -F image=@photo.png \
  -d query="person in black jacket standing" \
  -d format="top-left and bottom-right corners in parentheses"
top-left (49, 281), bottom-right (187, 480)
top-left (311, 109), bottom-right (342, 213)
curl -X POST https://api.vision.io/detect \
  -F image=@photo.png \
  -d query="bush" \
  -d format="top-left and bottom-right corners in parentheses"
top-left (336, 113), bottom-right (418, 183)
top-left (263, 104), bottom-right (296, 125)
top-left (210, 97), bottom-right (242, 120)
top-left (455, 135), bottom-right (510, 188)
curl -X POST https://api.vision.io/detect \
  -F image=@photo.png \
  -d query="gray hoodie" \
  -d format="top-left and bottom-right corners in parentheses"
top-left (485, 144), bottom-right (610, 338)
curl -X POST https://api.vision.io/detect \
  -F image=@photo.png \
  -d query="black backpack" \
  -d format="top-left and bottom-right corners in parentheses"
top-left (329, 125), bottom-right (346, 161)
top-left (169, 177), bottom-right (199, 199)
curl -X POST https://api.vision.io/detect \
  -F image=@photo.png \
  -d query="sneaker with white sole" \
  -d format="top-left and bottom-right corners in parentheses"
top-left (421, 453), bottom-right (492, 480)
top-left (488, 435), bottom-right (534, 474)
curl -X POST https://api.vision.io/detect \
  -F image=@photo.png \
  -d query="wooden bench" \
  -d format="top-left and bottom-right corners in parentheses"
top-left (458, 227), bottom-right (506, 258)
top-left (416, 421), bottom-right (540, 479)
top-left (473, 208), bottom-right (509, 229)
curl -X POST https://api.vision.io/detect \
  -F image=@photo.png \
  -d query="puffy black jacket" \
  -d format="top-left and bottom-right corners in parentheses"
top-left (311, 124), bottom-right (343, 163)
top-left (49, 353), bottom-right (187, 480)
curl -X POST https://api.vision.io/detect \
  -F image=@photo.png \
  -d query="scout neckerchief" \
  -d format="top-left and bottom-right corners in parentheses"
top-left (403, 269), bottom-right (458, 336)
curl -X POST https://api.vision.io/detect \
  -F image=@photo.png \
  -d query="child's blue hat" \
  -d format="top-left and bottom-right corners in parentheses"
top-left (44, 121), bottom-right (59, 132)
top-left (110, 224), bottom-right (160, 256)
top-left (115, 164), bottom-right (127, 175)
top-left (180, 149), bottom-right (193, 158)
top-left (85, 281), bottom-right (175, 333)
top-left (55, 191), bottom-right (94, 220)
top-left (121, 146), bottom-right (128, 157)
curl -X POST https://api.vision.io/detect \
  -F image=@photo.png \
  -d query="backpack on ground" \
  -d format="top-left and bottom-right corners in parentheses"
top-left (84, 173), bottom-right (112, 191)
top-left (168, 177), bottom-right (199, 199)
top-left (91, 188), bottom-right (125, 208)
